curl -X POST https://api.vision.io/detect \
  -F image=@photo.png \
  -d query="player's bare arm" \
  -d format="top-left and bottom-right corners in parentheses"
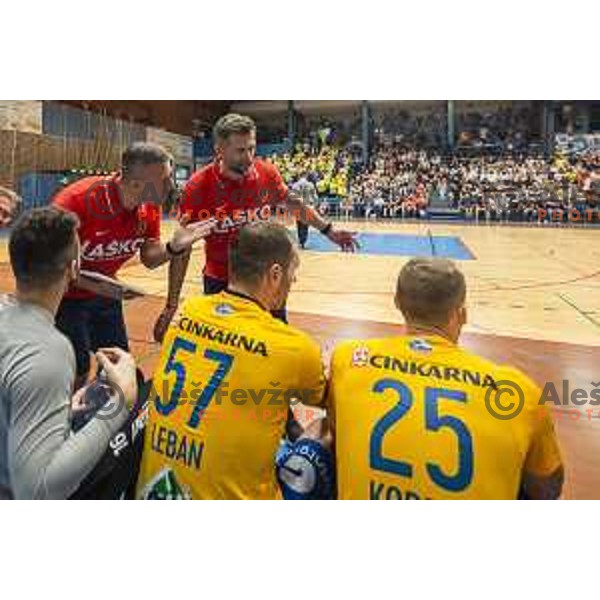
top-left (153, 250), bottom-right (192, 343)
top-left (284, 189), bottom-right (360, 252)
top-left (152, 215), bottom-right (215, 342)
top-left (140, 217), bottom-right (216, 270)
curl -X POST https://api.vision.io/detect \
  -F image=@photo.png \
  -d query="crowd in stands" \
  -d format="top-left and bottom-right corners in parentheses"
top-left (259, 102), bottom-right (600, 224)
top-left (456, 105), bottom-right (539, 152)
top-left (267, 135), bottom-right (599, 223)
top-left (373, 108), bottom-right (447, 150)
top-left (346, 145), bottom-right (600, 221)
top-left (270, 143), bottom-right (353, 208)
top-left (350, 146), bottom-right (600, 222)
top-left (347, 148), bottom-right (431, 219)
top-left (372, 103), bottom-right (541, 154)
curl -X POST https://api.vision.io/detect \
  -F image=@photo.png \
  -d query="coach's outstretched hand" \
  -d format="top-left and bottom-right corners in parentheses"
top-left (168, 216), bottom-right (217, 253)
top-left (326, 226), bottom-right (360, 252)
top-left (0, 190), bottom-right (20, 228)
top-left (153, 304), bottom-right (178, 344)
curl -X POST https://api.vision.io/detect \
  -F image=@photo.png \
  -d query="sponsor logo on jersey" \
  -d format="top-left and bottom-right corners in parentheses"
top-left (370, 354), bottom-right (499, 389)
top-left (131, 400), bottom-right (150, 443)
top-left (212, 205), bottom-right (274, 233)
top-left (81, 238), bottom-right (146, 261)
top-left (351, 345), bottom-right (370, 367)
top-left (140, 467), bottom-right (192, 500)
top-left (178, 316), bottom-right (268, 357)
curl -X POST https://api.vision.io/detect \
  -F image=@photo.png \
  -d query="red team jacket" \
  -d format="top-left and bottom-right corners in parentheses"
top-left (53, 175), bottom-right (161, 300)
top-left (179, 159), bottom-right (288, 281)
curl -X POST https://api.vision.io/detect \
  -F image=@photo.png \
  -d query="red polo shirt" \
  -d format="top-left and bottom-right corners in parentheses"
top-left (53, 175), bottom-right (161, 299)
top-left (179, 159), bottom-right (288, 281)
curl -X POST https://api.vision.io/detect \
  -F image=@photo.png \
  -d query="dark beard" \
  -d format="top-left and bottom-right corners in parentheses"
top-left (230, 163), bottom-right (249, 175)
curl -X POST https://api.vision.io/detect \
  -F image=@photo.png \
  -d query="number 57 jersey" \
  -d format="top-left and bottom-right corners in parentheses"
top-left (136, 291), bottom-right (325, 500)
top-left (327, 335), bottom-right (562, 500)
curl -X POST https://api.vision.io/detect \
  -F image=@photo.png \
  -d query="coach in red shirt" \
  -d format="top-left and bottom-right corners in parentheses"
top-left (53, 142), bottom-right (213, 388)
top-left (154, 113), bottom-right (358, 340)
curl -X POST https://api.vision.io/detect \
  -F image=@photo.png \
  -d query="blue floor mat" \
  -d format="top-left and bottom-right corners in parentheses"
top-left (296, 231), bottom-right (475, 260)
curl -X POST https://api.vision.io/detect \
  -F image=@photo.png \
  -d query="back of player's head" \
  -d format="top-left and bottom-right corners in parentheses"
top-left (121, 142), bottom-right (172, 179)
top-left (213, 113), bottom-right (256, 143)
top-left (229, 222), bottom-right (295, 288)
top-left (9, 207), bottom-right (79, 290)
top-left (395, 257), bottom-right (466, 328)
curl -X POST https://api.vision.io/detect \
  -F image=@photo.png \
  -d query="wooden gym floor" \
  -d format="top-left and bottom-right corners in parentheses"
top-left (1, 220), bottom-right (599, 498)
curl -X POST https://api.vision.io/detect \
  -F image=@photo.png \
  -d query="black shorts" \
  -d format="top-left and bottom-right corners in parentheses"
top-left (56, 296), bottom-right (129, 377)
top-left (69, 371), bottom-right (151, 500)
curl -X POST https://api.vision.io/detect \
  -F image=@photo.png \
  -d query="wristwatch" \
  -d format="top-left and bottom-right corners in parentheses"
top-left (320, 222), bottom-right (333, 236)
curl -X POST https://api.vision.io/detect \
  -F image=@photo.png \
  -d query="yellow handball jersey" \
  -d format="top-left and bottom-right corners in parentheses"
top-left (328, 335), bottom-right (562, 500)
top-left (136, 291), bottom-right (326, 500)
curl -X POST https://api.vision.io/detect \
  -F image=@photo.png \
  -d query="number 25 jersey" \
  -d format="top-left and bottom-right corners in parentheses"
top-left (327, 335), bottom-right (562, 500)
